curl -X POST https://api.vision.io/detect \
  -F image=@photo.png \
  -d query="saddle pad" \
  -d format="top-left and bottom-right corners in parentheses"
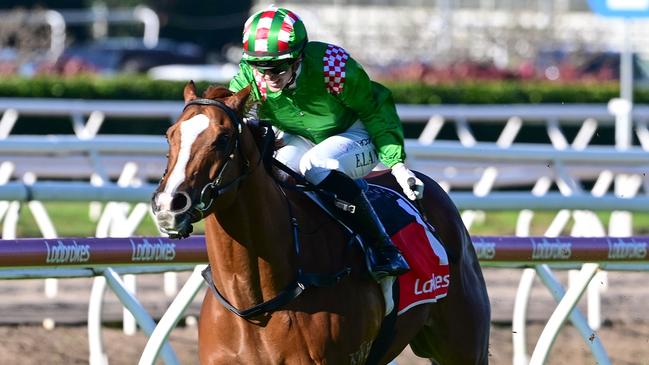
top-left (367, 184), bottom-right (450, 315)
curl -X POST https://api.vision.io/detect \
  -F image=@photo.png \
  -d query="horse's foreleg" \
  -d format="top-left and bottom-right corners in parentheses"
top-left (197, 291), bottom-right (243, 365)
top-left (375, 305), bottom-right (431, 365)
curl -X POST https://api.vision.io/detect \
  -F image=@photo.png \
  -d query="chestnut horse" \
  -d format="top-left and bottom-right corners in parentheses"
top-left (151, 82), bottom-right (490, 365)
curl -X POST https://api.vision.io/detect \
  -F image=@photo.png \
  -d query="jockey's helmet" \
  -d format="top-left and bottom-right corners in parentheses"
top-left (241, 7), bottom-right (307, 68)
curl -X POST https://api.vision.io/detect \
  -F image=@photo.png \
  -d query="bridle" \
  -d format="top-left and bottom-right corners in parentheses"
top-left (175, 98), bottom-right (352, 320)
top-left (181, 98), bottom-right (274, 219)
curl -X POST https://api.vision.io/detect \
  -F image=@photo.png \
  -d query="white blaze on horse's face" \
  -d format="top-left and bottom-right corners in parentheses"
top-left (157, 113), bottom-right (210, 210)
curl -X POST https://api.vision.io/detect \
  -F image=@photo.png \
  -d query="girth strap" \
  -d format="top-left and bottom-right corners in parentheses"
top-left (202, 265), bottom-right (351, 320)
top-left (199, 170), bottom-right (354, 320)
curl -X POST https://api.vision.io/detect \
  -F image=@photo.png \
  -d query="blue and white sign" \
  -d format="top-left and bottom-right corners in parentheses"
top-left (588, 0), bottom-right (649, 17)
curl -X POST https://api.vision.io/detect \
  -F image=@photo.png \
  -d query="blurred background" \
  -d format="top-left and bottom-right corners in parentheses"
top-left (1, 0), bottom-right (649, 84)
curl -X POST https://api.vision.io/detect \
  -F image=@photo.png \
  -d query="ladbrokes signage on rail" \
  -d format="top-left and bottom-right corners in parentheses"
top-left (531, 238), bottom-right (572, 260)
top-left (607, 238), bottom-right (647, 259)
top-left (473, 237), bottom-right (576, 261)
top-left (42, 238), bottom-right (178, 265)
top-left (473, 237), bottom-right (648, 262)
top-left (473, 241), bottom-right (496, 260)
top-left (130, 238), bottom-right (176, 262)
top-left (45, 240), bottom-right (91, 264)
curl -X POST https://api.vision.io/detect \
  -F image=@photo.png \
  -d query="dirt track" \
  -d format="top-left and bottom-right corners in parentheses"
top-left (1, 268), bottom-right (648, 365)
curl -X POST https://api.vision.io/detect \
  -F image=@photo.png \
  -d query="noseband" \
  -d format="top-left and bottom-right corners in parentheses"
top-left (179, 98), bottom-right (352, 321)
top-left (182, 98), bottom-right (273, 219)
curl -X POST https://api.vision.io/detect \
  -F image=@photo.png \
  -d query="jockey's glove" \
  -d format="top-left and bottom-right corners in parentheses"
top-left (391, 162), bottom-right (424, 201)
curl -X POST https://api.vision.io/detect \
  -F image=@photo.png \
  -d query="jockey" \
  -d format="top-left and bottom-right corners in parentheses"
top-left (229, 6), bottom-right (423, 279)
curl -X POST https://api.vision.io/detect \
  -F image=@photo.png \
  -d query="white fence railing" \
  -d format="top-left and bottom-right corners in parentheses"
top-left (1, 99), bottom-right (648, 364)
top-left (4, 98), bottom-right (649, 145)
top-left (2, 235), bottom-right (647, 365)
top-left (1, 98), bottom-right (646, 237)
top-left (0, 172), bottom-right (645, 365)
top-left (0, 181), bottom-right (647, 211)
top-left (3, 134), bottom-right (645, 236)
top-left (2, 136), bottom-right (649, 182)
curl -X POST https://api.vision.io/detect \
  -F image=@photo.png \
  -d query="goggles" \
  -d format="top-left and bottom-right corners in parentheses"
top-left (247, 59), bottom-right (297, 76)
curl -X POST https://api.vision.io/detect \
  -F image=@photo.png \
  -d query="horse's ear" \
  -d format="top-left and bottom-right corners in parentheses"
top-left (224, 86), bottom-right (251, 112)
top-left (183, 81), bottom-right (198, 103)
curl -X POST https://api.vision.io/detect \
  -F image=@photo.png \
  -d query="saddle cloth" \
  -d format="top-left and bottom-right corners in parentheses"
top-left (365, 184), bottom-right (450, 315)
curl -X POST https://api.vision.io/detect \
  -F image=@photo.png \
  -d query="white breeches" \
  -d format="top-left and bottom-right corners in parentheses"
top-left (274, 121), bottom-right (380, 185)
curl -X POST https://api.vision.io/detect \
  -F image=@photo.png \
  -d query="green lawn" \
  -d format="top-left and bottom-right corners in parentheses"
top-left (15, 202), bottom-right (204, 238)
top-left (11, 202), bottom-right (649, 238)
top-left (468, 210), bottom-right (649, 236)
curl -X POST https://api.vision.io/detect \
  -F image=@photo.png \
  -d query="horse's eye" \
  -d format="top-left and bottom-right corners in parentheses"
top-left (213, 134), bottom-right (230, 150)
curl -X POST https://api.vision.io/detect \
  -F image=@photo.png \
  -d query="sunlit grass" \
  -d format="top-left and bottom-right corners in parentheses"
top-left (11, 202), bottom-right (649, 238)
top-left (468, 210), bottom-right (649, 236)
top-left (15, 202), bottom-right (204, 238)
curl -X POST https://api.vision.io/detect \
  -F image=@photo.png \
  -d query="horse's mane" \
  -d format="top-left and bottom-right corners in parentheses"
top-left (202, 84), bottom-right (258, 119)
top-left (203, 85), bottom-right (233, 100)
top-left (201, 83), bottom-right (284, 176)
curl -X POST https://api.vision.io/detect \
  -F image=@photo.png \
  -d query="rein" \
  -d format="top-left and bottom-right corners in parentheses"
top-left (183, 98), bottom-right (274, 219)
top-left (201, 173), bottom-right (352, 321)
top-left (201, 186), bottom-right (353, 320)
top-left (185, 97), bottom-right (351, 320)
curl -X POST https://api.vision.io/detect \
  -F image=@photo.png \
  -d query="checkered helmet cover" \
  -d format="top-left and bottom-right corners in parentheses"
top-left (241, 7), bottom-right (308, 62)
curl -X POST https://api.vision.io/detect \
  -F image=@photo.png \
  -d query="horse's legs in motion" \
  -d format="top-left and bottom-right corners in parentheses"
top-left (379, 283), bottom-right (489, 365)
top-left (407, 245), bottom-right (491, 364)
top-left (408, 174), bottom-right (491, 364)
top-left (376, 306), bottom-right (430, 364)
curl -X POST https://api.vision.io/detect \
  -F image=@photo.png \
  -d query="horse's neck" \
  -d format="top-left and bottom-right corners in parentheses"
top-left (206, 167), bottom-right (294, 309)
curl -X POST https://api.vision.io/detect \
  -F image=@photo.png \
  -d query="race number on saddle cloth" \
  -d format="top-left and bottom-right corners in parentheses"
top-left (362, 184), bottom-right (450, 315)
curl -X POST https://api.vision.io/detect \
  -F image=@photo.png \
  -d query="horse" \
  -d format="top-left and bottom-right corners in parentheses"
top-left (151, 81), bottom-right (491, 365)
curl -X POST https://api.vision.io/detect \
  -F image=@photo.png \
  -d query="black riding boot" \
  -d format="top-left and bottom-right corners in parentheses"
top-left (317, 170), bottom-right (410, 280)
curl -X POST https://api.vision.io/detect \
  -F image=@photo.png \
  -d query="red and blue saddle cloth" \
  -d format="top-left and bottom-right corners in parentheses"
top-left (364, 184), bottom-right (450, 315)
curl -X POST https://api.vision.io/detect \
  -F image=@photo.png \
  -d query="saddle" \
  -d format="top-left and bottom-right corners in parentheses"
top-left (307, 181), bottom-right (451, 365)
top-left (307, 181), bottom-right (451, 314)
top-left (265, 149), bottom-right (451, 307)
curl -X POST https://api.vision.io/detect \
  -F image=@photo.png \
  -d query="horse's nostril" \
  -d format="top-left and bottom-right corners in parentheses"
top-left (156, 211), bottom-right (174, 226)
top-left (170, 192), bottom-right (190, 212)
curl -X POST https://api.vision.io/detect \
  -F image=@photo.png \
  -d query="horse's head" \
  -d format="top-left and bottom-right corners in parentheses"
top-left (151, 81), bottom-right (251, 238)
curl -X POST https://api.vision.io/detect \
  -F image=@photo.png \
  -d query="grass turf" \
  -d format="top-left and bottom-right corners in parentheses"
top-left (11, 202), bottom-right (649, 238)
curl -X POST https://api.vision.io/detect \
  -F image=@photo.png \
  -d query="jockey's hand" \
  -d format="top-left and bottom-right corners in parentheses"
top-left (391, 163), bottom-right (424, 200)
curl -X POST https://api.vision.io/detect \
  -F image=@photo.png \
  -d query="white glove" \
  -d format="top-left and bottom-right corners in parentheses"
top-left (391, 162), bottom-right (424, 200)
